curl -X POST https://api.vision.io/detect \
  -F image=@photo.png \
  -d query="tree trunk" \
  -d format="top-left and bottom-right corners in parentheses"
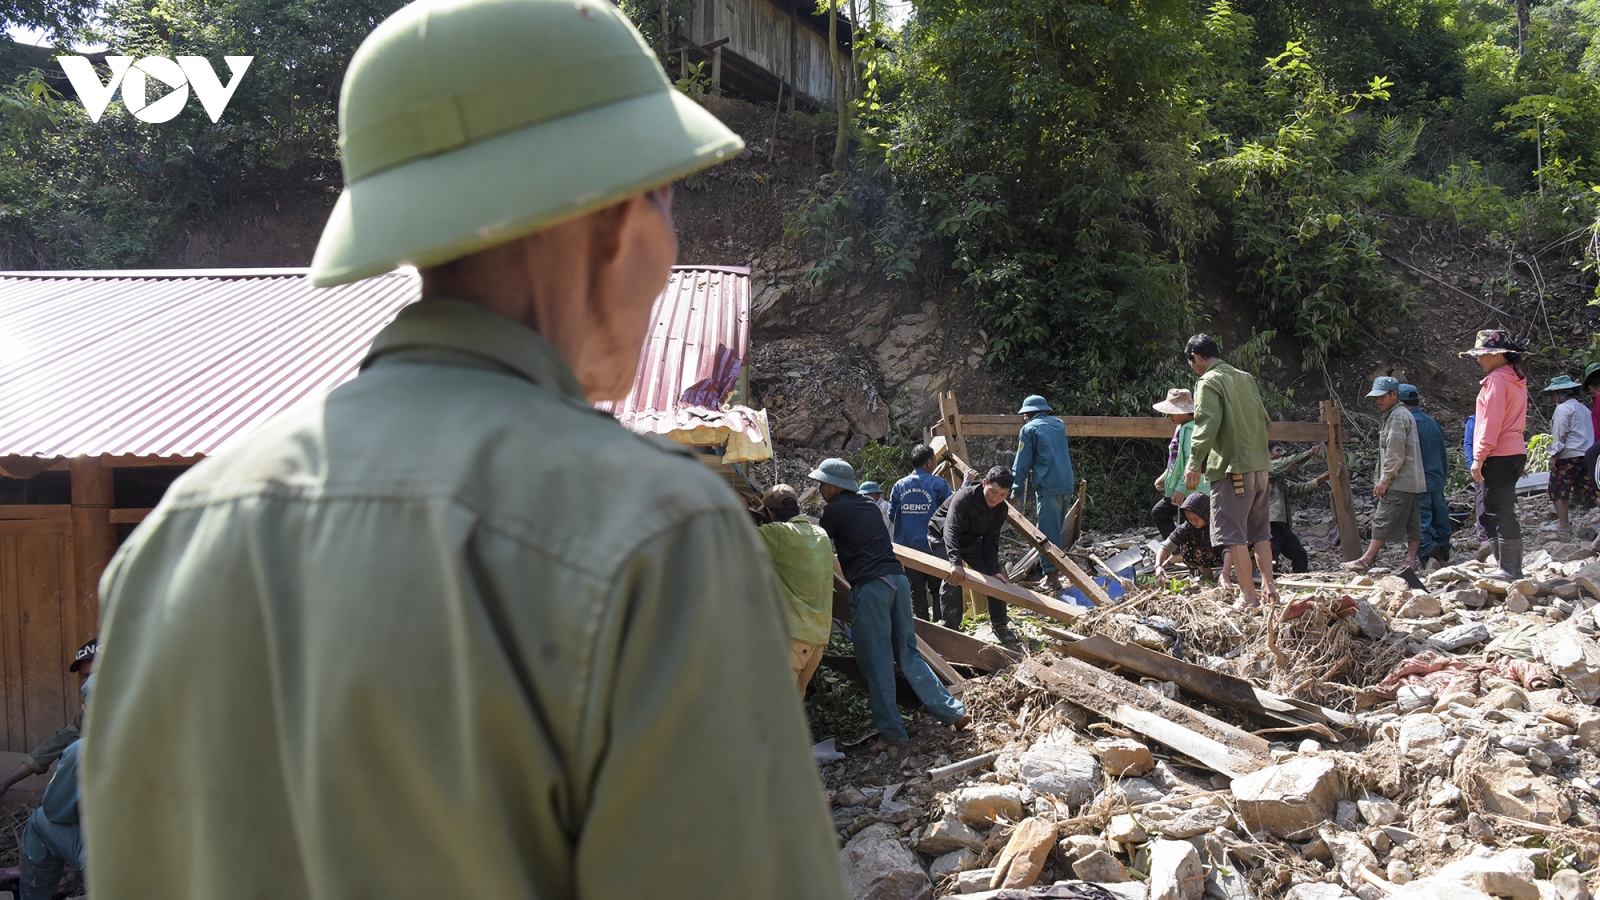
top-left (830, 0), bottom-right (849, 171)
top-left (1515, 0), bottom-right (1529, 56)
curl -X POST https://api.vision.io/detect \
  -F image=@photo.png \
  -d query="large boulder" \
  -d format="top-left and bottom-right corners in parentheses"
top-left (1230, 757), bottom-right (1346, 839)
top-left (1018, 741), bottom-right (1101, 806)
top-left (840, 823), bottom-right (932, 900)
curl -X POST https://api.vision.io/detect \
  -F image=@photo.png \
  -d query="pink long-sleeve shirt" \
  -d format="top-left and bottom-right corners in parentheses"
top-left (1473, 364), bottom-right (1528, 462)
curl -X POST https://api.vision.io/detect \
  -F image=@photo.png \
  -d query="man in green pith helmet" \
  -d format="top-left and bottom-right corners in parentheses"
top-left (82, 1), bottom-right (849, 898)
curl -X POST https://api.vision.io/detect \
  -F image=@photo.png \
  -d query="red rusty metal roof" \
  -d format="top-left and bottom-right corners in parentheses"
top-left (0, 265), bottom-right (756, 460)
top-left (595, 265), bottom-right (762, 444)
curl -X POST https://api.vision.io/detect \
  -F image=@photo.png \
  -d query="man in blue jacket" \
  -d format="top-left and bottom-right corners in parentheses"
top-left (1401, 384), bottom-right (1453, 567)
top-left (1012, 395), bottom-right (1076, 587)
top-left (890, 444), bottom-right (953, 620)
top-left (20, 675), bottom-right (90, 900)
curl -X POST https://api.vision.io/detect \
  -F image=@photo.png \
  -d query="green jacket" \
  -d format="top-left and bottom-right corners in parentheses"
top-left (758, 519), bottom-right (835, 647)
top-left (1187, 361), bottom-right (1271, 480)
top-left (1161, 420), bottom-right (1209, 498)
top-left (1378, 403), bottom-right (1427, 494)
top-left (84, 298), bottom-right (847, 900)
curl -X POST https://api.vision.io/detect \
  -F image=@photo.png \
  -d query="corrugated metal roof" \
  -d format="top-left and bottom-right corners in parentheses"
top-left (0, 265), bottom-right (759, 461)
top-left (597, 265), bottom-right (764, 444)
top-left (0, 268), bottom-right (416, 459)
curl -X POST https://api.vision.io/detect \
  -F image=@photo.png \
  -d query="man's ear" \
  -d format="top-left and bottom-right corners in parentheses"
top-left (588, 197), bottom-right (636, 268)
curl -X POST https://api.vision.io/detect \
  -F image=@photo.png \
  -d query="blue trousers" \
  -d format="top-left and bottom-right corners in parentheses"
top-left (1036, 493), bottom-right (1069, 574)
top-left (851, 574), bottom-right (966, 744)
top-left (20, 806), bottom-right (84, 900)
top-left (1419, 489), bottom-right (1453, 560)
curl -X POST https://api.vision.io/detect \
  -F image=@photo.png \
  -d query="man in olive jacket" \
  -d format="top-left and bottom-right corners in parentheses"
top-left (82, 1), bottom-right (848, 898)
top-left (1182, 334), bottom-right (1278, 609)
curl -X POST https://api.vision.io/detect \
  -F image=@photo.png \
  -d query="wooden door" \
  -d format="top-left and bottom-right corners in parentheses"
top-left (0, 515), bottom-right (78, 753)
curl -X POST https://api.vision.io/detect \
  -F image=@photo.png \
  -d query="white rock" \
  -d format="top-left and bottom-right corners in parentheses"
top-left (1096, 882), bottom-right (1150, 900)
top-left (1357, 794), bottom-right (1401, 826)
top-left (841, 823), bottom-right (933, 900)
top-left (1231, 757), bottom-right (1346, 839)
top-left (1148, 839), bottom-right (1205, 900)
top-left (1435, 849), bottom-right (1540, 900)
top-left (1398, 684), bottom-right (1437, 713)
top-left (957, 867), bottom-right (997, 894)
top-left (1400, 714), bottom-right (1449, 759)
top-left (1018, 742), bottom-right (1101, 806)
top-left (1430, 783), bottom-right (1464, 807)
top-left (1286, 885), bottom-right (1348, 900)
top-left (1107, 813), bottom-right (1148, 844)
top-left (916, 815), bottom-right (986, 855)
top-left (1389, 861), bottom-right (1414, 884)
top-left (1431, 623), bottom-right (1491, 650)
top-left (1398, 593), bottom-right (1444, 618)
top-left (930, 848), bottom-right (980, 882)
top-left (1533, 623), bottom-right (1600, 703)
top-left (1094, 738), bottom-right (1155, 777)
top-left (951, 785), bottom-right (1024, 824)
top-left (1073, 849), bottom-right (1131, 883)
top-left (1389, 877), bottom-right (1498, 900)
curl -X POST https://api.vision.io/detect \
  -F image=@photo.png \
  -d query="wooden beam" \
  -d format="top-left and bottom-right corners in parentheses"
top-left (914, 618), bottom-right (1019, 672)
top-left (1020, 657), bottom-right (1271, 777)
top-left (1057, 634), bottom-right (1354, 733)
top-left (108, 508), bottom-right (151, 524)
top-left (955, 415), bottom-right (1332, 444)
top-left (1322, 400), bottom-right (1361, 562)
top-left (894, 545), bottom-right (1087, 623)
top-left (937, 446), bottom-right (1114, 608)
top-left (69, 456), bottom-right (114, 660)
top-left (916, 635), bottom-right (967, 692)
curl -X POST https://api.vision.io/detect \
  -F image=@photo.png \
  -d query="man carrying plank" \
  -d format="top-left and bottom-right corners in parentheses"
top-left (812, 459), bottom-right (968, 752)
top-left (755, 485), bottom-right (836, 693)
top-left (1012, 394), bottom-right (1076, 589)
top-left (930, 466), bottom-right (1020, 643)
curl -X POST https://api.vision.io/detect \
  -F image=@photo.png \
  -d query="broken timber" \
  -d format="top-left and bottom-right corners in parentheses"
top-left (1055, 633), bottom-right (1355, 738)
top-left (1020, 656), bottom-right (1271, 778)
top-left (895, 545), bottom-right (1088, 623)
top-left (926, 435), bottom-right (1113, 608)
top-left (914, 618), bottom-right (1018, 672)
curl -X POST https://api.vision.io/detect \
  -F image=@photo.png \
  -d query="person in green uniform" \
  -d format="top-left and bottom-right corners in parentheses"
top-left (756, 484), bottom-right (836, 693)
top-left (82, 2), bottom-right (849, 898)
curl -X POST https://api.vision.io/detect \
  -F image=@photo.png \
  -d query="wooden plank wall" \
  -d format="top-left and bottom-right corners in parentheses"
top-left (0, 517), bottom-right (76, 752)
top-left (689, 0), bottom-right (838, 101)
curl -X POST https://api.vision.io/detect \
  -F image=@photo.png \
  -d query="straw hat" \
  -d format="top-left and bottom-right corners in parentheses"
top-left (1151, 388), bottom-right (1194, 416)
top-left (310, 0), bottom-right (742, 286)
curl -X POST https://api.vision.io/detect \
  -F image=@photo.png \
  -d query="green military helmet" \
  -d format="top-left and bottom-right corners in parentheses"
top-left (808, 458), bottom-right (858, 492)
top-left (310, 0), bottom-right (744, 287)
top-left (1018, 395), bottom-right (1052, 414)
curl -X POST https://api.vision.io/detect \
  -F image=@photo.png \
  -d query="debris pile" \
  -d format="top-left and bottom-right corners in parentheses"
top-left (817, 521), bottom-right (1600, 900)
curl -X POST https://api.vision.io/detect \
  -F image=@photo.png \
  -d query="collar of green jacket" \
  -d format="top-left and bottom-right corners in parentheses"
top-left (362, 295), bottom-right (587, 403)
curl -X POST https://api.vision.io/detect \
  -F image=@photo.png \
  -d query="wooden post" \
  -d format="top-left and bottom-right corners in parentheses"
top-left (69, 456), bottom-right (114, 645)
top-left (1322, 400), bottom-right (1361, 561)
top-left (711, 46), bottom-right (722, 95)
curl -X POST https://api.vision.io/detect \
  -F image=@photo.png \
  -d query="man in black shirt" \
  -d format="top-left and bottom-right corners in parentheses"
top-left (928, 467), bottom-right (1017, 643)
top-left (812, 458), bottom-right (967, 752)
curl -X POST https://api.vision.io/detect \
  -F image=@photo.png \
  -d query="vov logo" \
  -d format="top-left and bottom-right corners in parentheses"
top-left (56, 56), bottom-right (253, 124)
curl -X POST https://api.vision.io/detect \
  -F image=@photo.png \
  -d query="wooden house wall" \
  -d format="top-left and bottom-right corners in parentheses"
top-left (688, 0), bottom-right (839, 102)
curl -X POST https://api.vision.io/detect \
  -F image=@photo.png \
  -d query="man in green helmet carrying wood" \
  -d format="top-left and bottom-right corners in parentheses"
top-left (82, 2), bottom-right (848, 897)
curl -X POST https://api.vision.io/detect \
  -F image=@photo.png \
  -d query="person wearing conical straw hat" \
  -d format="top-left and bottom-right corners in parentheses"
top-left (1462, 329), bottom-right (1530, 579)
top-left (1150, 387), bottom-right (1207, 540)
top-left (82, 2), bottom-right (849, 897)
top-left (1542, 374), bottom-right (1595, 534)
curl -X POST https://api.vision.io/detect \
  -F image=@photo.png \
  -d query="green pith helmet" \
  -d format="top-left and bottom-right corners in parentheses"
top-left (309, 0), bottom-right (743, 287)
top-left (808, 458), bottom-right (858, 492)
top-left (1018, 395), bottom-right (1052, 414)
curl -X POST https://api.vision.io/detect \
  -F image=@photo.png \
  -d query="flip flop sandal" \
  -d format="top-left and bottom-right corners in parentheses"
top-left (1341, 559), bottom-right (1372, 574)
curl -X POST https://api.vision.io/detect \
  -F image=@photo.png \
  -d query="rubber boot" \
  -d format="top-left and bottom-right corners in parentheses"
top-left (1493, 538), bottom-right (1523, 580)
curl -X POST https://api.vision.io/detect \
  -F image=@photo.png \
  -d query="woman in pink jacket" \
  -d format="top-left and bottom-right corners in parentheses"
top-left (1462, 330), bottom-right (1529, 578)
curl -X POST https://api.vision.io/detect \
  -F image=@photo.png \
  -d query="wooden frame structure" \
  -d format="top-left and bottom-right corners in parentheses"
top-left (932, 392), bottom-right (1361, 563)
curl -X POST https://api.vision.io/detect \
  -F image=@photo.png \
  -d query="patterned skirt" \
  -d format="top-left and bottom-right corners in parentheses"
top-left (1549, 455), bottom-right (1598, 507)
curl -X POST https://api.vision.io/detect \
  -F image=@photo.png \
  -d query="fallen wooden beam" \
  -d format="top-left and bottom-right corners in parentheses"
top-left (1020, 656), bottom-right (1271, 778)
top-left (929, 438), bottom-right (1114, 608)
top-left (1056, 633), bottom-right (1354, 736)
top-left (917, 635), bottom-right (967, 693)
top-left (914, 619), bottom-right (1019, 672)
top-left (895, 545), bottom-right (1088, 623)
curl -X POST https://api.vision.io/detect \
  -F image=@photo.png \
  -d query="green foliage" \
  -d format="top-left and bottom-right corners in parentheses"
top-left (850, 439), bottom-right (912, 491)
top-left (804, 661), bottom-right (876, 740)
top-left (1526, 432), bottom-right (1553, 474)
top-left (0, 0), bottom-right (409, 268)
